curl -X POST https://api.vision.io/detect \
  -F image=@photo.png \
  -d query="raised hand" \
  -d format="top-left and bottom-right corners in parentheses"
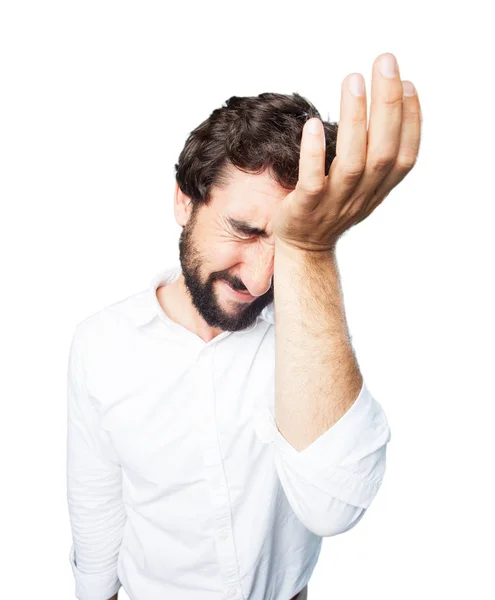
top-left (272, 52), bottom-right (422, 253)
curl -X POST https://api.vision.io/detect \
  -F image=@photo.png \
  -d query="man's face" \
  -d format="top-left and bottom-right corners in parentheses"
top-left (178, 166), bottom-right (291, 332)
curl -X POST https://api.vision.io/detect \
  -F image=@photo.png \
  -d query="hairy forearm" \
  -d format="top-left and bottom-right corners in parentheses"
top-left (273, 239), bottom-right (363, 452)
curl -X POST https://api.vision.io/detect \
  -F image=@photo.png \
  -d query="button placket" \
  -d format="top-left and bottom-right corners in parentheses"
top-left (193, 347), bottom-right (245, 599)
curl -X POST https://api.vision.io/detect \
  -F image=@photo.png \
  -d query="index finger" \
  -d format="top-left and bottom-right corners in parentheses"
top-left (295, 117), bottom-right (327, 210)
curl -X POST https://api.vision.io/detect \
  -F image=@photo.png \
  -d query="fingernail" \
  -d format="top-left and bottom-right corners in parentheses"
top-left (379, 54), bottom-right (397, 78)
top-left (349, 73), bottom-right (365, 97)
top-left (403, 81), bottom-right (416, 96)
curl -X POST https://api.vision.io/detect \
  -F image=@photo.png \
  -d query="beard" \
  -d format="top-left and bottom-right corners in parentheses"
top-left (177, 207), bottom-right (274, 332)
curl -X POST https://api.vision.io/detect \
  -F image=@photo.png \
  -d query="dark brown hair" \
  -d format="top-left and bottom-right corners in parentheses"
top-left (174, 92), bottom-right (338, 211)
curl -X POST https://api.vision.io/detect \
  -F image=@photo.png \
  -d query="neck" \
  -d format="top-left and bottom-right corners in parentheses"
top-left (156, 276), bottom-right (223, 343)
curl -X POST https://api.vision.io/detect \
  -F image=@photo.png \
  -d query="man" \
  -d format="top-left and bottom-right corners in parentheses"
top-left (66, 52), bottom-right (421, 600)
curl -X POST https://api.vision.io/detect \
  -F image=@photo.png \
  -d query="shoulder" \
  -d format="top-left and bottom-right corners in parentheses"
top-left (76, 287), bottom-right (151, 336)
top-left (71, 287), bottom-right (153, 366)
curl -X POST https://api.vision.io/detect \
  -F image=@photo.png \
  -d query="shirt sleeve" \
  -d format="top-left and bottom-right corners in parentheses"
top-left (66, 325), bottom-right (127, 600)
top-left (254, 378), bottom-right (391, 537)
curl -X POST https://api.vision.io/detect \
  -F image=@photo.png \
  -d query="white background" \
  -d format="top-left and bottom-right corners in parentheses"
top-left (1, 1), bottom-right (494, 599)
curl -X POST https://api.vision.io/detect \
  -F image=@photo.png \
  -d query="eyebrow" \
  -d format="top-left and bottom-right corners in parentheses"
top-left (226, 217), bottom-right (270, 238)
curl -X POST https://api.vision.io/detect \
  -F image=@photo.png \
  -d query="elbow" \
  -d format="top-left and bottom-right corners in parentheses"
top-left (299, 503), bottom-right (367, 537)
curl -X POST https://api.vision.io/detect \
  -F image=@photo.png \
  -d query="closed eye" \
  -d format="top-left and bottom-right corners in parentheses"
top-left (226, 216), bottom-right (269, 239)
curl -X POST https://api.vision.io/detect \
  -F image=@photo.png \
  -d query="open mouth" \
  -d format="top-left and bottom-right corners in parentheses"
top-left (221, 280), bottom-right (255, 301)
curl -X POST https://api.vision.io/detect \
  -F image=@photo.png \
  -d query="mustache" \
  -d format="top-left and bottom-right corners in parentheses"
top-left (217, 276), bottom-right (274, 296)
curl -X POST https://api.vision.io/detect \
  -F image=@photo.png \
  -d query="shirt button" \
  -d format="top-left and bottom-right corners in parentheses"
top-left (226, 587), bottom-right (237, 598)
top-left (218, 530), bottom-right (228, 541)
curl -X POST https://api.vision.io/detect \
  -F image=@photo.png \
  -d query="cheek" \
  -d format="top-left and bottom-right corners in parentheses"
top-left (205, 239), bottom-right (243, 267)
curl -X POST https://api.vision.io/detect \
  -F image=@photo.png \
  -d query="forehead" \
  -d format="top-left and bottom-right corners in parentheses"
top-left (211, 166), bottom-right (290, 222)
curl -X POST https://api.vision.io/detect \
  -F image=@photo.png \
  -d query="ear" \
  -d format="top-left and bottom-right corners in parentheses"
top-left (173, 181), bottom-right (195, 227)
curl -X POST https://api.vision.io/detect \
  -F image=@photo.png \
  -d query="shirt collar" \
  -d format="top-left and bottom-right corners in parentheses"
top-left (135, 264), bottom-right (275, 329)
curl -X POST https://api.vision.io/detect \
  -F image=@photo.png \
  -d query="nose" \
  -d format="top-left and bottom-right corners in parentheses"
top-left (241, 243), bottom-right (275, 297)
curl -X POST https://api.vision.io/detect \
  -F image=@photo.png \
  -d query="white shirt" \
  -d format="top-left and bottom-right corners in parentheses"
top-left (66, 264), bottom-right (392, 600)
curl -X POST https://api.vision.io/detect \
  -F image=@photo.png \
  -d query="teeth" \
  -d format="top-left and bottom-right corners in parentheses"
top-left (227, 282), bottom-right (249, 296)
